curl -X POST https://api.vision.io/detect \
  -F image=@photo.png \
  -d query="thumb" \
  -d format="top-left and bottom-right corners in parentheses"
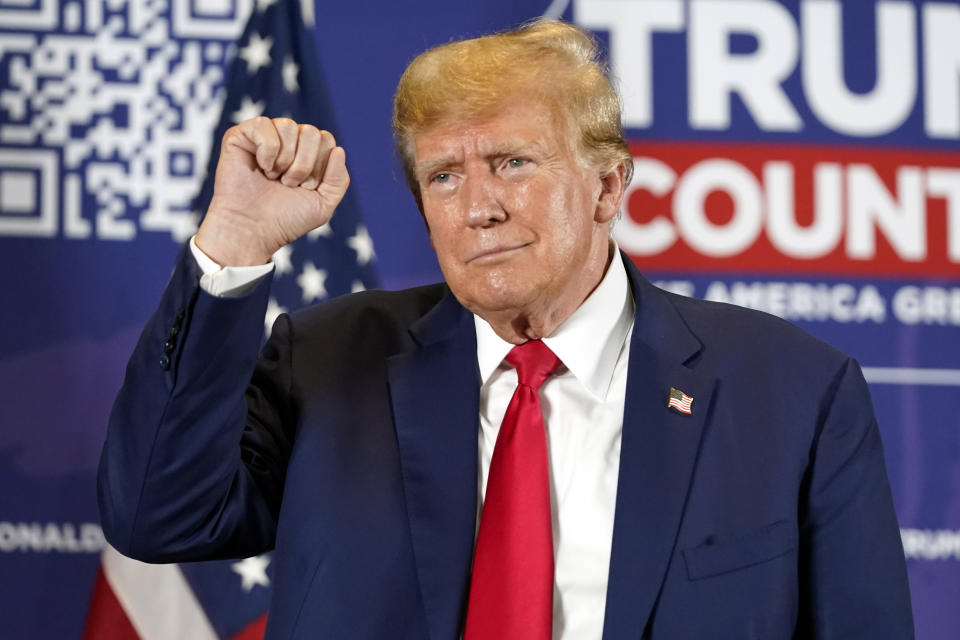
top-left (318, 147), bottom-right (350, 202)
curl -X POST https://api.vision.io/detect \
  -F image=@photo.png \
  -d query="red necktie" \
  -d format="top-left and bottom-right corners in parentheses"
top-left (464, 339), bottom-right (562, 640)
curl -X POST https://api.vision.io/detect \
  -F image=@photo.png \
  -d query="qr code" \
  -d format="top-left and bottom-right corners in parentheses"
top-left (0, 0), bottom-right (253, 241)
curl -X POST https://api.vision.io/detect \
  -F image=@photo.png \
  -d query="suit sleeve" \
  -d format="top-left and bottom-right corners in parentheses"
top-left (97, 247), bottom-right (295, 562)
top-left (796, 357), bottom-right (914, 638)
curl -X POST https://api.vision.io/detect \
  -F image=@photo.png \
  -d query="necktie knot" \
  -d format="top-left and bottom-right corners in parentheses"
top-left (506, 339), bottom-right (562, 391)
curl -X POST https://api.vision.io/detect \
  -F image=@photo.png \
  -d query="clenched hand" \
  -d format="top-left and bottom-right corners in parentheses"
top-left (195, 117), bottom-right (349, 266)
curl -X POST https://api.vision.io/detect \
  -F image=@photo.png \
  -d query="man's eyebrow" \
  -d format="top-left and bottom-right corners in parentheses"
top-left (415, 155), bottom-right (459, 182)
top-left (485, 140), bottom-right (543, 158)
top-left (414, 140), bottom-right (549, 181)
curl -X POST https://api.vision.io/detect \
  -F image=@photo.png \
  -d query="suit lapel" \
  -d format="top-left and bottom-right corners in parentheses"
top-left (387, 291), bottom-right (479, 640)
top-left (602, 259), bottom-right (716, 639)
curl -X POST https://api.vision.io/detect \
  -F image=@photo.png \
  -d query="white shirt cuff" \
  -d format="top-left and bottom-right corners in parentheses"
top-left (189, 236), bottom-right (274, 298)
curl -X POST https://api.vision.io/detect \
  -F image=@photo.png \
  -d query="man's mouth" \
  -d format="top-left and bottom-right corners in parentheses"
top-left (467, 243), bottom-right (531, 264)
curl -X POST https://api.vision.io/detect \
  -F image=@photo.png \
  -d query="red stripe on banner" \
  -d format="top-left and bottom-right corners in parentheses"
top-left (228, 614), bottom-right (268, 640)
top-left (82, 566), bottom-right (141, 640)
top-left (622, 142), bottom-right (960, 277)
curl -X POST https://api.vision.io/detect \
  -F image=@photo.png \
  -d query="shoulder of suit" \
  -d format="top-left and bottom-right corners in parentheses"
top-left (284, 282), bottom-right (450, 342)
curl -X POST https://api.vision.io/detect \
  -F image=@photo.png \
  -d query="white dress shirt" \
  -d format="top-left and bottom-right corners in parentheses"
top-left (474, 251), bottom-right (634, 640)
top-left (191, 239), bottom-right (635, 639)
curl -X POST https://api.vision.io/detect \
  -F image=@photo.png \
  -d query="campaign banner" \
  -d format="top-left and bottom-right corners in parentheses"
top-left (579, 2), bottom-right (959, 637)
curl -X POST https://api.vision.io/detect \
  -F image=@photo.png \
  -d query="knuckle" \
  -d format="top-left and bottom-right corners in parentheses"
top-left (304, 131), bottom-right (322, 149)
top-left (299, 123), bottom-right (321, 138)
top-left (276, 143), bottom-right (295, 162)
top-left (274, 118), bottom-right (298, 141)
top-left (221, 126), bottom-right (242, 146)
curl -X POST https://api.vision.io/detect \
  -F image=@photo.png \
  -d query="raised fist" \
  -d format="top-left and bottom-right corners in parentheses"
top-left (195, 117), bottom-right (349, 266)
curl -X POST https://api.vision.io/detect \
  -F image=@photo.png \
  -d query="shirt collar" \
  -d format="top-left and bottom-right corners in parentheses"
top-left (474, 247), bottom-right (634, 400)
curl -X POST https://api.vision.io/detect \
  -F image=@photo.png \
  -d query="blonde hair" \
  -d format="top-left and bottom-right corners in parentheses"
top-left (392, 19), bottom-right (633, 208)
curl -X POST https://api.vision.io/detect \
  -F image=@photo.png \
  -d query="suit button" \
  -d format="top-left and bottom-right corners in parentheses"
top-left (175, 308), bottom-right (185, 324)
top-left (160, 355), bottom-right (170, 370)
top-left (163, 340), bottom-right (175, 355)
top-left (168, 324), bottom-right (180, 338)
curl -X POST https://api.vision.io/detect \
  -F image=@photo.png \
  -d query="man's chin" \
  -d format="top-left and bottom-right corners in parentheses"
top-left (454, 288), bottom-right (535, 320)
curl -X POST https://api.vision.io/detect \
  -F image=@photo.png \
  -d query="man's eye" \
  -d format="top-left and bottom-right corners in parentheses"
top-left (506, 158), bottom-right (526, 168)
top-left (433, 173), bottom-right (451, 184)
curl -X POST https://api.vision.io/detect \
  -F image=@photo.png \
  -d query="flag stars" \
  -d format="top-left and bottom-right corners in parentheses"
top-left (272, 244), bottom-right (294, 275)
top-left (296, 261), bottom-right (327, 302)
top-left (351, 280), bottom-right (366, 293)
top-left (255, 0), bottom-right (278, 12)
top-left (265, 297), bottom-right (287, 334)
top-left (282, 55), bottom-right (300, 93)
top-left (231, 96), bottom-right (264, 124)
top-left (347, 225), bottom-right (375, 265)
top-left (231, 554), bottom-right (271, 592)
top-left (239, 33), bottom-right (273, 74)
top-left (307, 222), bottom-right (332, 240)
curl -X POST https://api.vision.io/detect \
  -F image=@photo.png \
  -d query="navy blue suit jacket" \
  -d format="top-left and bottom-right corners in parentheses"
top-left (99, 249), bottom-right (913, 639)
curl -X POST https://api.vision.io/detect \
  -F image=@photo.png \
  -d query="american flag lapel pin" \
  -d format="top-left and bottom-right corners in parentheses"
top-left (668, 387), bottom-right (694, 415)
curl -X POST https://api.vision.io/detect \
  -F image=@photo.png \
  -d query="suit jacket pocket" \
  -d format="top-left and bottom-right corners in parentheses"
top-left (683, 519), bottom-right (797, 580)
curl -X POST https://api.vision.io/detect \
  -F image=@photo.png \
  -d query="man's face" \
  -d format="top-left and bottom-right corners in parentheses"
top-left (413, 101), bottom-right (618, 335)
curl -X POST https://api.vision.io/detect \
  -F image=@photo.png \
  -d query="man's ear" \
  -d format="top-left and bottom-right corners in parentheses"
top-left (594, 162), bottom-right (627, 224)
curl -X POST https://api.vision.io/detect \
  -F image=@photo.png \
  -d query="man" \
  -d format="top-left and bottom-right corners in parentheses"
top-left (99, 20), bottom-right (913, 639)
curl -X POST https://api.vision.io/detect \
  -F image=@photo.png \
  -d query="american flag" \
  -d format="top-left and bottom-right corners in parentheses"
top-left (667, 387), bottom-right (693, 415)
top-left (83, 0), bottom-right (377, 637)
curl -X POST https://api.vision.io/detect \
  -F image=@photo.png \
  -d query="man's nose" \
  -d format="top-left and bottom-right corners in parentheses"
top-left (464, 172), bottom-right (507, 228)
